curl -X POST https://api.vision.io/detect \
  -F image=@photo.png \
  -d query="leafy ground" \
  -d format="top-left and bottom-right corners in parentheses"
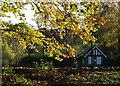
top-left (2, 67), bottom-right (120, 86)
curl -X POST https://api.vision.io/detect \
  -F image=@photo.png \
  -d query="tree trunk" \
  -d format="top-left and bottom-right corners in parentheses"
top-left (118, 2), bottom-right (120, 55)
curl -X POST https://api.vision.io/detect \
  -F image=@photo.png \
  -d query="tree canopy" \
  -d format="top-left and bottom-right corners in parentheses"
top-left (0, 0), bottom-right (105, 61)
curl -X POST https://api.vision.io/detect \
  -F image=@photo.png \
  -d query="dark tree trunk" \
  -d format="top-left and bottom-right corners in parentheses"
top-left (118, 2), bottom-right (120, 56)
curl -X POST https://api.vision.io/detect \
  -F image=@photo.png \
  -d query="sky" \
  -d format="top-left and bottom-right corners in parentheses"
top-left (20, 4), bottom-right (38, 29)
top-left (0, 0), bottom-right (86, 29)
top-left (0, 4), bottom-right (38, 29)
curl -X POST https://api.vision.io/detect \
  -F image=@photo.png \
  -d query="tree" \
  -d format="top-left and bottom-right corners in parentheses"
top-left (0, 0), bottom-right (103, 61)
top-left (95, 2), bottom-right (120, 66)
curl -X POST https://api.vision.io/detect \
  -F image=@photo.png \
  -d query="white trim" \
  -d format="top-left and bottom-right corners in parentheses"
top-left (96, 49), bottom-right (97, 55)
top-left (97, 51), bottom-right (101, 55)
top-left (93, 49), bottom-right (96, 55)
top-left (96, 46), bottom-right (107, 58)
top-left (84, 46), bottom-right (107, 58)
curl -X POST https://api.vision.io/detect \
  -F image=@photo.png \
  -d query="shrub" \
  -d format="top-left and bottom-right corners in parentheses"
top-left (2, 44), bottom-right (15, 65)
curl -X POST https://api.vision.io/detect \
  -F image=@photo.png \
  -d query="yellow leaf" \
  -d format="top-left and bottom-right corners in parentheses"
top-left (83, 41), bottom-right (88, 45)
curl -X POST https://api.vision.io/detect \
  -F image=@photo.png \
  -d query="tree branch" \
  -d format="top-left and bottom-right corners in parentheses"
top-left (31, 0), bottom-right (43, 13)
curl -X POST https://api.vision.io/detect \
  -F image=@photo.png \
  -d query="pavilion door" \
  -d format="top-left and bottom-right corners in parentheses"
top-left (96, 56), bottom-right (102, 65)
top-left (88, 56), bottom-right (92, 65)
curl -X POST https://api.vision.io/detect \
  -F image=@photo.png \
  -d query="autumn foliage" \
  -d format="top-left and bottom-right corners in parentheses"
top-left (0, 1), bottom-right (106, 61)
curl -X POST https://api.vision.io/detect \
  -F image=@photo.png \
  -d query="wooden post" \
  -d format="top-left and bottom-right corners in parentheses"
top-left (42, 46), bottom-right (45, 62)
top-left (90, 41), bottom-right (93, 48)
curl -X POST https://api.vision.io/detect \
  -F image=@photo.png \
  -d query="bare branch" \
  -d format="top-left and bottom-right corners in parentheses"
top-left (31, 0), bottom-right (43, 13)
